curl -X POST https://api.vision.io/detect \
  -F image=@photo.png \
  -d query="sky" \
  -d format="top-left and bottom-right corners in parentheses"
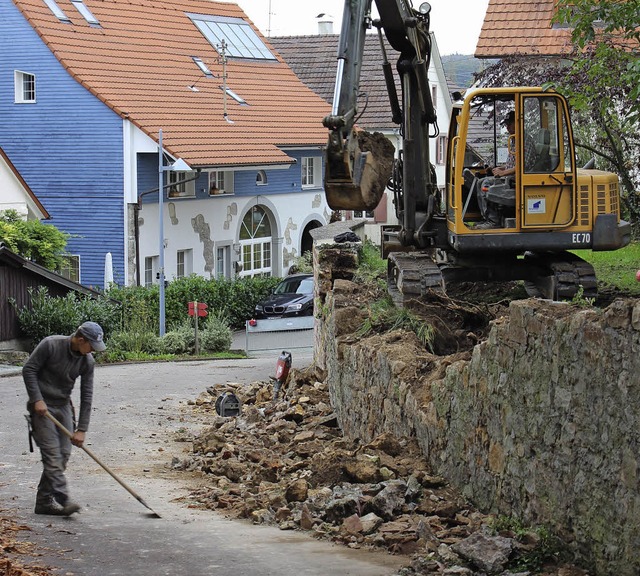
top-left (227, 0), bottom-right (491, 56)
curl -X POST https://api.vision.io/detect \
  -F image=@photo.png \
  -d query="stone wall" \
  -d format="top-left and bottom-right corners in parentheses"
top-left (314, 242), bottom-right (640, 576)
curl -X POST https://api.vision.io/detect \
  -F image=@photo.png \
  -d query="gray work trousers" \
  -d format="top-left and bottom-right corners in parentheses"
top-left (30, 402), bottom-right (73, 506)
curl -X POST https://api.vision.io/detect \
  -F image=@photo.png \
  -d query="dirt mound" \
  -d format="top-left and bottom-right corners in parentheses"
top-left (174, 368), bottom-right (587, 576)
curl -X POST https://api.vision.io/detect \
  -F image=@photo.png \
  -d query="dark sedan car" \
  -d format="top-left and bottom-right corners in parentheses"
top-left (254, 274), bottom-right (314, 319)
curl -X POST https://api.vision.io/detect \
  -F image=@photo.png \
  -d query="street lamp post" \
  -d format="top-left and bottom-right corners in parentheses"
top-left (158, 129), bottom-right (166, 336)
top-left (158, 129), bottom-right (191, 337)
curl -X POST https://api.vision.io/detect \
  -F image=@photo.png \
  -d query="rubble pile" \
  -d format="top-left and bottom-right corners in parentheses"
top-left (173, 367), bottom-right (587, 576)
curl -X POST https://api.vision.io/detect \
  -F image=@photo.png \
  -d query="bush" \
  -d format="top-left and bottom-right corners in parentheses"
top-left (107, 330), bottom-right (162, 355)
top-left (13, 274), bottom-right (281, 353)
top-left (199, 311), bottom-right (232, 352)
top-left (161, 321), bottom-right (195, 355)
top-left (13, 286), bottom-right (122, 349)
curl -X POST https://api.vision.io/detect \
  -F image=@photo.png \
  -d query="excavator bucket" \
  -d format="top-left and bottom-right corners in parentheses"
top-left (324, 130), bottom-right (395, 211)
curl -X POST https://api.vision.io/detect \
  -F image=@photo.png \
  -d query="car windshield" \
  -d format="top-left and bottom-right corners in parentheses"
top-left (274, 277), bottom-right (313, 295)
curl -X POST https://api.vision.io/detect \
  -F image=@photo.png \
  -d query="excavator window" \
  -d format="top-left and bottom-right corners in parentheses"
top-left (523, 97), bottom-right (563, 173)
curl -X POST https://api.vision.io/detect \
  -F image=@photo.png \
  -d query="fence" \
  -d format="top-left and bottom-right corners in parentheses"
top-left (244, 316), bottom-right (314, 353)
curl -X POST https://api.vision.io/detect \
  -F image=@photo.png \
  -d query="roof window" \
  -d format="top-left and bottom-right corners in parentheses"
top-left (42, 0), bottom-right (71, 23)
top-left (222, 86), bottom-right (248, 105)
top-left (189, 14), bottom-right (276, 60)
top-left (71, 0), bottom-right (100, 26)
top-left (192, 57), bottom-right (213, 77)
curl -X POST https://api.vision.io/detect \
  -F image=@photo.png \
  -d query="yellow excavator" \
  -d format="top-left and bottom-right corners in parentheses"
top-left (323, 0), bottom-right (630, 300)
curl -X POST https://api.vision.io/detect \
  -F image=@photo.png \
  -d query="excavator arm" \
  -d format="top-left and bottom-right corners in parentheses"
top-left (324, 0), bottom-right (439, 246)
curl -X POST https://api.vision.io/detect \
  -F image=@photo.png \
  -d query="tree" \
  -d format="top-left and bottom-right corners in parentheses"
top-left (476, 0), bottom-right (640, 224)
top-left (0, 209), bottom-right (70, 270)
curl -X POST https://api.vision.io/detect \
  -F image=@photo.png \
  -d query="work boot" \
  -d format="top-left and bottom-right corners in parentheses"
top-left (475, 219), bottom-right (500, 229)
top-left (35, 498), bottom-right (80, 516)
top-left (62, 500), bottom-right (81, 515)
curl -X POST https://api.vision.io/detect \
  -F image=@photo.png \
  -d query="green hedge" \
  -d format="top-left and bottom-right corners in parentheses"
top-left (12, 286), bottom-right (122, 349)
top-left (14, 275), bottom-right (281, 350)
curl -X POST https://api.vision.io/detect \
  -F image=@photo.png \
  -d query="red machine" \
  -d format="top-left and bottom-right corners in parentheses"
top-left (272, 351), bottom-right (292, 402)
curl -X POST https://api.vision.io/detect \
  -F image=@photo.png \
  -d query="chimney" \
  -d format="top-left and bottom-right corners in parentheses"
top-left (316, 13), bottom-right (334, 34)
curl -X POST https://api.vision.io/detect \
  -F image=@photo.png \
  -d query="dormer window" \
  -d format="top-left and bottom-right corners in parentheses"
top-left (209, 170), bottom-right (234, 195)
top-left (167, 171), bottom-right (196, 198)
top-left (188, 14), bottom-right (276, 60)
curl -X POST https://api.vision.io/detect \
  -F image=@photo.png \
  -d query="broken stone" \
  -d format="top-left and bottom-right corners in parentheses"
top-left (366, 433), bottom-right (403, 456)
top-left (195, 392), bottom-right (213, 405)
top-left (359, 512), bottom-right (383, 534)
top-left (299, 504), bottom-right (315, 530)
top-left (192, 430), bottom-right (227, 454)
top-left (342, 514), bottom-right (363, 535)
top-left (379, 466), bottom-right (396, 480)
top-left (367, 480), bottom-right (407, 520)
top-left (443, 567), bottom-right (474, 575)
top-left (275, 507), bottom-right (291, 522)
top-left (285, 478), bottom-right (309, 502)
top-left (318, 414), bottom-right (339, 428)
top-left (325, 495), bottom-right (360, 523)
top-left (293, 430), bottom-right (315, 443)
top-left (405, 474), bottom-right (423, 500)
top-left (452, 531), bottom-right (514, 574)
top-left (343, 454), bottom-right (382, 484)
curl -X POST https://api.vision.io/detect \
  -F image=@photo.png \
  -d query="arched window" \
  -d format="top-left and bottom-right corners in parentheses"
top-left (256, 170), bottom-right (267, 185)
top-left (239, 206), bottom-right (272, 276)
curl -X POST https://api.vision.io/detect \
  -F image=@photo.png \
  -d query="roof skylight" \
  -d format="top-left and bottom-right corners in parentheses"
top-left (222, 86), bottom-right (248, 106)
top-left (189, 14), bottom-right (277, 60)
top-left (192, 57), bottom-right (213, 77)
top-left (71, 0), bottom-right (100, 25)
top-left (42, 0), bottom-right (71, 23)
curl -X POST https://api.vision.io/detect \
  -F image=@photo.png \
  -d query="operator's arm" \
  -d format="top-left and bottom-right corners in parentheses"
top-left (23, 339), bottom-right (51, 415)
top-left (70, 362), bottom-right (94, 447)
top-left (75, 360), bottom-right (94, 434)
top-left (492, 166), bottom-right (515, 177)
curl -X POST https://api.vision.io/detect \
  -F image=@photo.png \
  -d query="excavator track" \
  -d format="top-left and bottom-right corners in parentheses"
top-left (387, 252), bottom-right (445, 306)
top-left (523, 252), bottom-right (597, 300)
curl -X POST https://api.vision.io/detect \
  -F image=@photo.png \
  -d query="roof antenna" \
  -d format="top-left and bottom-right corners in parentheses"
top-left (218, 40), bottom-right (234, 124)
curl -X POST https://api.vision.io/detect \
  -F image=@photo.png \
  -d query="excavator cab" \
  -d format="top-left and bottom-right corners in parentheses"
top-left (447, 88), bottom-right (629, 251)
top-left (449, 89), bottom-right (575, 233)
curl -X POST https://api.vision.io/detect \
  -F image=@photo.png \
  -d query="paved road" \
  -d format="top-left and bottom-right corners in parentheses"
top-left (0, 356), bottom-right (403, 576)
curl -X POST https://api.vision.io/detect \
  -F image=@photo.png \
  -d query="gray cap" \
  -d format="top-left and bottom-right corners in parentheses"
top-left (77, 321), bottom-right (106, 352)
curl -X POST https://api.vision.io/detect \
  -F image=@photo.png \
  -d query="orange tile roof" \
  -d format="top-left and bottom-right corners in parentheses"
top-left (13, 0), bottom-right (332, 168)
top-left (475, 0), bottom-right (573, 58)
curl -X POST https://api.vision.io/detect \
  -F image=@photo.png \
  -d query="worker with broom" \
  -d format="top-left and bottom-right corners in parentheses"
top-left (23, 321), bottom-right (106, 516)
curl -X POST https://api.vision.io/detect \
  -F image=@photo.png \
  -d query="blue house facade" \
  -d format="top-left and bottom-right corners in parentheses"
top-left (1, 0), bottom-right (125, 287)
top-left (1, 0), bottom-right (331, 288)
